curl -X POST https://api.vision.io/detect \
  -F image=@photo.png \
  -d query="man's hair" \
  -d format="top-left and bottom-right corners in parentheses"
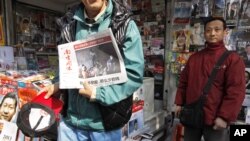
top-left (0, 92), bottom-right (17, 109)
top-left (204, 17), bottom-right (227, 30)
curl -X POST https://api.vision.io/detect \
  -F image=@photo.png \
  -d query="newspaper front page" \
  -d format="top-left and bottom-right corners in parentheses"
top-left (58, 29), bottom-right (128, 88)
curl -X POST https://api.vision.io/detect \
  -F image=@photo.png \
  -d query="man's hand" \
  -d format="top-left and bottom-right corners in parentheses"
top-left (39, 82), bottom-right (59, 99)
top-left (79, 82), bottom-right (96, 100)
top-left (213, 117), bottom-right (227, 130)
top-left (175, 105), bottom-right (182, 118)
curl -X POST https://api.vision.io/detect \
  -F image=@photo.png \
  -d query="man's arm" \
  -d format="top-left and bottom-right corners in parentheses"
top-left (175, 58), bottom-right (190, 116)
top-left (217, 54), bottom-right (245, 123)
top-left (43, 82), bottom-right (60, 99)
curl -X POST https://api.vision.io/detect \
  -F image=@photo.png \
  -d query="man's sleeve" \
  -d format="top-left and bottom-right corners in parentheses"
top-left (217, 54), bottom-right (246, 122)
top-left (95, 21), bottom-right (144, 106)
top-left (175, 59), bottom-right (190, 106)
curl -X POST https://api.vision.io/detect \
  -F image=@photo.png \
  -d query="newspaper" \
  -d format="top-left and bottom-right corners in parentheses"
top-left (58, 29), bottom-right (128, 88)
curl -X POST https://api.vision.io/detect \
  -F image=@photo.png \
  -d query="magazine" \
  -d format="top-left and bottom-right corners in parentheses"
top-left (0, 120), bottom-right (18, 141)
top-left (197, 0), bottom-right (210, 17)
top-left (172, 29), bottom-right (191, 52)
top-left (173, 0), bottom-right (192, 24)
top-left (58, 29), bottom-right (128, 88)
top-left (0, 47), bottom-right (15, 70)
top-left (32, 79), bottom-right (52, 91)
top-left (238, 0), bottom-right (250, 29)
top-left (128, 108), bottom-right (144, 137)
top-left (212, 0), bottom-right (225, 17)
top-left (224, 29), bottom-right (237, 51)
top-left (190, 22), bottom-right (205, 46)
top-left (225, 0), bottom-right (241, 26)
top-left (0, 92), bottom-right (19, 123)
top-left (245, 68), bottom-right (250, 95)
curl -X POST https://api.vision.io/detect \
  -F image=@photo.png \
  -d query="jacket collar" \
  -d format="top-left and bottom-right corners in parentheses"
top-left (204, 40), bottom-right (225, 51)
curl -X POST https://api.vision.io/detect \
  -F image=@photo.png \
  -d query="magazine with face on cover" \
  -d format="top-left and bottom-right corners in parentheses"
top-left (225, 0), bottom-right (241, 26)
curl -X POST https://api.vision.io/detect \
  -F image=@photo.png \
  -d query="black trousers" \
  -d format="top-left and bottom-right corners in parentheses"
top-left (184, 125), bottom-right (229, 141)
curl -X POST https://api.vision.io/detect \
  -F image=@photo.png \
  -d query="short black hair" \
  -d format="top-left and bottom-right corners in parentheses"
top-left (0, 92), bottom-right (18, 109)
top-left (204, 17), bottom-right (227, 30)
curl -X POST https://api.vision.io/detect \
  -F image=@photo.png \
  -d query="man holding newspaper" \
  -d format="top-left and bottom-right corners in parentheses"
top-left (39, 0), bottom-right (144, 141)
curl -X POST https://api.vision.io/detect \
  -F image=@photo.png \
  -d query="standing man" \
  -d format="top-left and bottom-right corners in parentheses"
top-left (175, 17), bottom-right (245, 141)
top-left (41, 0), bottom-right (144, 141)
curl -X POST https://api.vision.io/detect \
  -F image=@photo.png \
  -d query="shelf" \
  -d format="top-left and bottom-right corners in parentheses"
top-left (36, 52), bottom-right (57, 55)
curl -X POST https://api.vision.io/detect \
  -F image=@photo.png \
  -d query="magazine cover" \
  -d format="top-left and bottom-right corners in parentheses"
top-left (143, 22), bottom-right (158, 39)
top-left (149, 37), bottom-right (165, 56)
top-left (0, 47), bottom-right (14, 70)
top-left (0, 120), bottom-right (18, 141)
top-left (212, 0), bottom-right (226, 17)
top-left (128, 108), bottom-right (144, 137)
top-left (197, 0), bottom-right (210, 17)
top-left (32, 79), bottom-right (52, 91)
top-left (237, 41), bottom-right (250, 67)
top-left (144, 55), bottom-right (164, 81)
top-left (225, 0), bottom-right (241, 26)
top-left (190, 22), bottom-right (205, 46)
top-left (236, 30), bottom-right (250, 67)
top-left (0, 92), bottom-right (19, 123)
top-left (224, 28), bottom-right (237, 50)
top-left (173, 0), bottom-right (192, 24)
top-left (172, 29), bottom-right (191, 52)
top-left (58, 29), bottom-right (127, 88)
top-left (0, 76), bottom-right (18, 96)
top-left (238, 0), bottom-right (250, 29)
top-left (245, 68), bottom-right (250, 95)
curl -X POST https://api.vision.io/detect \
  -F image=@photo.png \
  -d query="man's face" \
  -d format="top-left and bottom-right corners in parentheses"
top-left (81, 0), bottom-right (106, 12)
top-left (0, 98), bottom-right (16, 121)
top-left (204, 20), bottom-right (227, 43)
top-left (177, 35), bottom-right (186, 47)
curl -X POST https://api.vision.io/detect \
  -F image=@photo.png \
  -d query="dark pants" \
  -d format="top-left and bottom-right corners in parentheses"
top-left (184, 125), bottom-right (229, 141)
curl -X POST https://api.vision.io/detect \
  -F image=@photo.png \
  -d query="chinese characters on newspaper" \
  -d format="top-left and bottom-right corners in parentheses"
top-left (58, 29), bottom-right (128, 88)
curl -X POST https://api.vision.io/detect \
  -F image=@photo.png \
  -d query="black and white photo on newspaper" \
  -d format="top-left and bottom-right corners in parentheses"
top-left (58, 29), bottom-right (128, 89)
